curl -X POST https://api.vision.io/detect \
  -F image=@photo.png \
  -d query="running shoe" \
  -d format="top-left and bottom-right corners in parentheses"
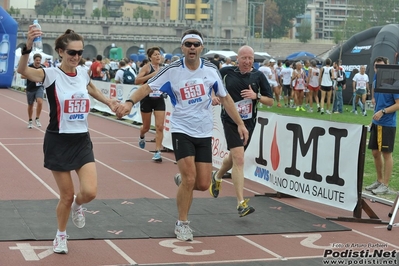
top-left (365, 181), bottom-right (381, 191)
top-left (71, 205), bottom-right (86, 228)
top-left (152, 151), bottom-right (162, 162)
top-left (138, 137), bottom-right (145, 149)
top-left (317, 106), bottom-right (321, 112)
top-left (35, 118), bottom-right (41, 127)
top-left (174, 221), bottom-right (193, 241)
top-left (174, 173), bottom-right (181, 186)
top-left (326, 110), bottom-right (331, 115)
top-left (209, 170), bottom-right (222, 198)
top-left (372, 184), bottom-right (389, 195)
top-left (53, 235), bottom-right (68, 254)
top-left (320, 108), bottom-right (324, 114)
top-left (295, 106), bottom-right (300, 111)
top-left (363, 110), bottom-right (367, 116)
top-left (300, 106), bottom-right (306, 111)
top-left (27, 120), bottom-right (33, 129)
top-left (237, 198), bottom-right (255, 217)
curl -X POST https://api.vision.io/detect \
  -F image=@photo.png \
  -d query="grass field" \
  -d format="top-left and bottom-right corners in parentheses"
top-left (258, 101), bottom-right (399, 201)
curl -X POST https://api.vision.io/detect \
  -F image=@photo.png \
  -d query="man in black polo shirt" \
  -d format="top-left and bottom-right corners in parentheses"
top-left (209, 45), bottom-right (274, 217)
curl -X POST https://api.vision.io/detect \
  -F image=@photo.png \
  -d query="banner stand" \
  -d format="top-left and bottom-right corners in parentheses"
top-left (327, 127), bottom-right (388, 224)
top-left (255, 192), bottom-right (296, 199)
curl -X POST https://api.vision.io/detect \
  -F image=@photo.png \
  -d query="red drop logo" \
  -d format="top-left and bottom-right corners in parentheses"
top-left (271, 125), bottom-right (280, 171)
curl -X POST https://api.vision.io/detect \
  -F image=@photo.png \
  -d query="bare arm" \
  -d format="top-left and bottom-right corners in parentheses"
top-left (87, 81), bottom-right (118, 112)
top-left (17, 25), bottom-right (45, 83)
top-left (134, 64), bottom-right (157, 85)
top-left (115, 84), bottom-right (152, 118)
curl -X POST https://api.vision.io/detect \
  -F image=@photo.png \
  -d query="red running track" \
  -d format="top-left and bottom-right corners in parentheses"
top-left (0, 88), bottom-right (398, 266)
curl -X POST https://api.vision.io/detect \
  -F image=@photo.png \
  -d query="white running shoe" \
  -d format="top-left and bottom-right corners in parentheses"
top-left (35, 118), bottom-right (41, 127)
top-left (53, 235), bottom-right (68, 254)
top-left (175, 221), bottom-right (193, 241)
top-left (27, 121), bottom-right (33, 129)
top-left (71, 205), bottom-right (86, 228)
top-left (174, 173), bottom-right (181, 186)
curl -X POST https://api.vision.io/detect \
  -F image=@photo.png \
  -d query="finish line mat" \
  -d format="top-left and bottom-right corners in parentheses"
top-left (0, 197), bottom-right (350, 241)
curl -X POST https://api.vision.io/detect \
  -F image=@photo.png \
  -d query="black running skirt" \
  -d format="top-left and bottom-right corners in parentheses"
top-left (43, 131), bottom-right (95, 171)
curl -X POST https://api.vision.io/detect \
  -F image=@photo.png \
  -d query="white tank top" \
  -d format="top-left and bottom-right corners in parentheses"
top-left (321, 66), bottom-right (333, 87)
top-left (309, 67), bottom-right (320, 87)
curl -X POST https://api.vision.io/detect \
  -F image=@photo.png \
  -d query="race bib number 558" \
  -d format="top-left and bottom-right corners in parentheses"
top-left (64, 99), bottom-right (90, 120)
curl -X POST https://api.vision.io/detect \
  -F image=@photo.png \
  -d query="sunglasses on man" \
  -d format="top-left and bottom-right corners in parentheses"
top-left (183, 42), bottom-right (201, 48)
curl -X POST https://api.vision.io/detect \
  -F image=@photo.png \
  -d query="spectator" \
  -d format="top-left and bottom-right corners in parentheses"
top-left (332, 60), bottom-right (346, 113)
top-left (307, 60), bottom-right (321, 112)
top-left (210, 54), bottom-right (222, 69)
top-left (319, 58), bottom-right (334, 114)
top-left (365, 56), bottom-right (399, 195)
top-left (352, 65), bottom-right (369, 116)
top-left (280, 60), bottom-right (294, 107)
top-left (89, 55), bottom-right (103, 80)
top-left (221, 57), bottom-right (233, 68)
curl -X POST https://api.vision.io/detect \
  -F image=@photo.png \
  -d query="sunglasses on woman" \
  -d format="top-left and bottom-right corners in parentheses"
top-left (183, 42), bottom-right (201, 48)
top-left (66, 49), bottom-right (84, 56)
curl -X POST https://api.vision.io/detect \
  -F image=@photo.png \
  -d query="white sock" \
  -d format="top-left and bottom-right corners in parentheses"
top-left (57, 230), bottom-right (66, 236)
top-left (71, 196), bottom-right (81, 211)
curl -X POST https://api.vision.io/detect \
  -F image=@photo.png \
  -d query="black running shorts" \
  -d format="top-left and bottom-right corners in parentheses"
top-left (171, 133), bottom-right (212, 162)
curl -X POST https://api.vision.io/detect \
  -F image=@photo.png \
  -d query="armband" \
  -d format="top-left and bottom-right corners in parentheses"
top-left (22, 45), bottom-right (32, 55)
top-left (125, 99), bottom-right (135, 106)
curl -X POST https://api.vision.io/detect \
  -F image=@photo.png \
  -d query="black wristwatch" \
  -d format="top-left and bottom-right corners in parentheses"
top-left (22, 44), bottom-right (32, 55)
top-left (257, 93), bottom-right (261, 101)
top-left (125, 99), bottom-right (135, 106)
top-left (382, 109), bottom-right (386, 115)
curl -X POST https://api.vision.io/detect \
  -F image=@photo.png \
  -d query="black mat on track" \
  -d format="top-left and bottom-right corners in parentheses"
top-left (0, 197), bottom-right (350, 241)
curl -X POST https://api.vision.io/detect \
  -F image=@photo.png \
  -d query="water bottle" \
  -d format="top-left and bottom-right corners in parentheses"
top-left (0, 34), bottom-right (10, 74)
top-left (32, 19), bottom-right (42, 52)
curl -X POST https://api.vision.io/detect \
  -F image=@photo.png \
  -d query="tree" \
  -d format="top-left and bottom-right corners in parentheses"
top-left (91, 7), bottom-right (109, 18)
top-left (332, 27), bottom-right (344, 45)
top-left (297, 19), bottom-right (312, 43)
top-left (346, 0), bottom-right (399, 33)
top-left (48, 5), bottom-right (72, 17)
top-left (7, 6), bottom-right (20, 15)
top-left (133, 6), bottom-right (153, 19)
top-left (273, 0), bottom-right (307, 37)
top-left (35, 0), bottom-right (66, 15)
top-left (255, 0), bottom-right (281, 40)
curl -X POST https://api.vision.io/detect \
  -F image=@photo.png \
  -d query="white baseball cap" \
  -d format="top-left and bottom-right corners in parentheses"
top-left (269, 59), bottom-right (276, 63)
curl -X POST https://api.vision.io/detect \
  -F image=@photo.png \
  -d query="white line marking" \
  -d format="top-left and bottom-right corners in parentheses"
top-left (95, 159), bottom-right (169, 199)
top-left (104, 239), bottom-right (137, 265)
top-left (0, 142), bottom-right (60, 198)
top-left (236, 235), bottom-right (286, 260)
top-left (352, 229), bottom-right (399, 249)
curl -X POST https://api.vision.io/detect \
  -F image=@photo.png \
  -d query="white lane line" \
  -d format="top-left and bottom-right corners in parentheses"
top-left (95, 159), bottom-right (169, 199)
top-left (0, 142), bottom-right (60, 198)
top-left (236, 235), bottom-right (286, 260)
top-left (352, 229), bottom-right (399, 249)
top-left (104, 239), bottom-right (137, 265)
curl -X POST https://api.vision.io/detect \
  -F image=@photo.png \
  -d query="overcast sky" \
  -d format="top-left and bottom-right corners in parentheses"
top-left (10, 0), bottom-right (35, 9)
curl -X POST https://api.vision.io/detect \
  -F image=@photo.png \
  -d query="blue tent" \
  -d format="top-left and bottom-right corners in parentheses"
top-left (286, 51), bottom-right (316, 60)
top-left (164, 53), bottom-right (173, 60)
top-left (0, 7), bottom-right (18, 88)
top-left (129, 54), bottom-right (138, 62)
